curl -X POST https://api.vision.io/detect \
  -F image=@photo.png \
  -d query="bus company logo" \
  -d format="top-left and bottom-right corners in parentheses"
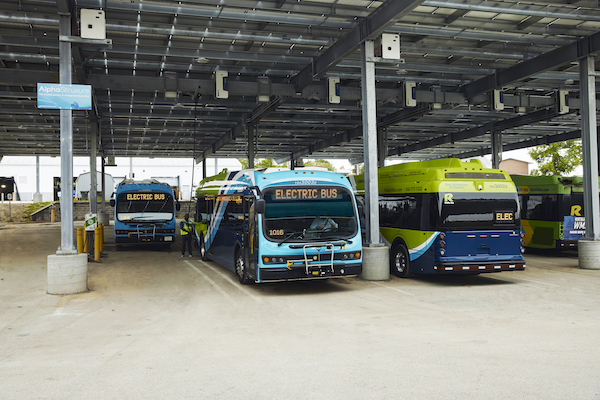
top-left (573, 216), bottom-right (585, 230)
top-left (443, 193), bottom-right (454, 204)
top-left (442, 182), bottom-right (468, 190)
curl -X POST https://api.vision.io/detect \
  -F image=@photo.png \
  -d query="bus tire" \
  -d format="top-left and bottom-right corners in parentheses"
top-left (390, 242), bottom-right (411, 278)
top-left (235, 249), bottom-right (249, 284)
top-left (199, 233), bottom-right (208, 261)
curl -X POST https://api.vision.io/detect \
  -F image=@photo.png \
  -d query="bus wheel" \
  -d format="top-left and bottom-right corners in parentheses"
top-left (235, 250), bottom-right (249, 284)
top-left (390, 243), bottom-right (411, 278)
top-left (199, 234), bottom-right (208, 261)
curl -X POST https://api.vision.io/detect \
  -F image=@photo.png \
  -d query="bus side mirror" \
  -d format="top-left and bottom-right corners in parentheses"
top-left (255, 199), bottom-right (265, 214)
top-left (110, 199), bottom-right (115, 207)
top-left (176, 202), bottom-right (181, 211)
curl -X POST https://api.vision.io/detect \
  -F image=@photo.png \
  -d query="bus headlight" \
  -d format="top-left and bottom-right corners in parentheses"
top-left (440, 248), bottom-right (446, 256)
top-left (263, 256), bottom-right (287, 264)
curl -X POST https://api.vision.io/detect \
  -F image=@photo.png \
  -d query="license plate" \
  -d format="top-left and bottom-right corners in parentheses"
top-left (164, 236), bottom-right (173, 242)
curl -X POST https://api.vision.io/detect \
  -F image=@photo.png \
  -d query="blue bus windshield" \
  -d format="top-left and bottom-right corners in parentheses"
top-left (262, 186), bottom-right (357, 241)
top-left (116, 192), bottom-right (174, 222)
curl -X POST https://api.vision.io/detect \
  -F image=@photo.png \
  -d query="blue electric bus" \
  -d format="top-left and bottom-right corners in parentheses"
top-left (194, 169), bottom-right (363, 283)
top-left (110, 179), bottom-right (180, 250)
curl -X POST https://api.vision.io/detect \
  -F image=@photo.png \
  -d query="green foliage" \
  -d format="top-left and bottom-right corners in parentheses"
top-left (303, 159), bottom-right (336, 172)
top-left (238, 158), bottom-right (282, 169)
top-left (237, 158), bottom-right (336, 172)
top-left (23, 202), bottom-right (51, 221)
top-left (528, 139), bottom-right (582, 176)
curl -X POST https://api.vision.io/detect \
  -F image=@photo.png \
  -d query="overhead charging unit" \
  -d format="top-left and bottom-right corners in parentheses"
top-left (215, 71), bottom-right (229, 99)
top-left (492, 89), bottom-right (504, 111)
top-left (558, 90), bottom-right (569, 114)
top-left (403, 81), bottom-right (416, 107)
top-left (80, 9), bottom-right (106, 40)
top-left (328, 77), bottom-right (340, 104)
top-left (375, 33), bottom-right (401, 59)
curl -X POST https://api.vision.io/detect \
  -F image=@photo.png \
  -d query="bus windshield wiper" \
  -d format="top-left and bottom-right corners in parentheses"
top-left (277, 230), bottom-right (305, 246)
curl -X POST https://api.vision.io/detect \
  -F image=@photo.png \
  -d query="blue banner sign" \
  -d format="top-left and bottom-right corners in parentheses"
top-left (37, 83), bottom-right (92, 110)
top-left (564, 216), bottom-right (585, 240)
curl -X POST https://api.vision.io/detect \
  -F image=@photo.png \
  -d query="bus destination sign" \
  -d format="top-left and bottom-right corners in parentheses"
top-left (126, 193), bottom-right (167, 201)
top-left (273, 188), bottom-right (341, 200)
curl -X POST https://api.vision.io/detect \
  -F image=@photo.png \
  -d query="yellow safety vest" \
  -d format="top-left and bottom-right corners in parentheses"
top-left (181, 220), bottom-right (191, 236)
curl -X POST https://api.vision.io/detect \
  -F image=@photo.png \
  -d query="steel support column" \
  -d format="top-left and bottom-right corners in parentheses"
top-left (248, 124), bottom-right (255, 169)
top-left (491, 130), bottom-right (502, 169)
top-left (360, 40), bottom-right (389, 280)
top-left (377, 127), bottom-right (388, 168)
top-left (57, 13), bottom-right (76, 254)
top-left (89, 122), bottom-right (98, 214)
top-left (101, 157), bottom-right (106, 214)
top-left (361, 40), bottom-right (381, 246)
top-left (579, 56), bottom-right (600, 240)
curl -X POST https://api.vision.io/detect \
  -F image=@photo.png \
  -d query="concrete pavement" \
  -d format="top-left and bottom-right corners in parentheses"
top-left (1, 222), bottom-right (599, 399)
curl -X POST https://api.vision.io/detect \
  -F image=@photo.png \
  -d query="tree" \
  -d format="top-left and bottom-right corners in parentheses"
top-left (303, 159), bottom-right (336, 172)
top-left (528, 139), bottom-right (582, 176)
top-left (238, 158), bottom-right (281, 169)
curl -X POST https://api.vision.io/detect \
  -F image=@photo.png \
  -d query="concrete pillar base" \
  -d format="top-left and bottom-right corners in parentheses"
top-left (47, 253), bottom-right (88, 295)
top-left (360, 245), bottom-right (390, 281)
top-left (578, 239), bottom-right (600, 270)
top-left (98, 212), bottom-right (110, 226)
top-left (33, 193), bottom-right (43, 203)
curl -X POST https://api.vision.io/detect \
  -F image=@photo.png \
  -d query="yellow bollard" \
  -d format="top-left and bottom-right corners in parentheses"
top-left (77, 228), bottom-right (84, 253)
top-left (84, 229), bottom-right (89, 253)
top-left (51, 207), bottom-right (56, 223)
top-left (95, 226), bottom-right (101, 261)
top-left (98, 223), bottom-right (104, 253)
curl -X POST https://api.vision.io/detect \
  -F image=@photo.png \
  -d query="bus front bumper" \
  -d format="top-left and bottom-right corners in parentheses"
top-left (259, 263), bottom-right (362, 282)
top-left (115, 234), bottom-right (175, 244)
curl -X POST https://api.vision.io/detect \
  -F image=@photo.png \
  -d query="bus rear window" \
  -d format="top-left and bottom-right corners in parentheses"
top-left (437, 192), bottom-right (520, 230)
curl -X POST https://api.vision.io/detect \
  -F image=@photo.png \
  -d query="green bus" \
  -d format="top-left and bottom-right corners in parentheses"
top-left (510, 174), bottom-right (592, 250)
top-left (355, 158), bottom-right (525, 277)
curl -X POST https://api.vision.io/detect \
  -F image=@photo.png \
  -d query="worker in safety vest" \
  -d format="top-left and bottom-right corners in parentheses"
top-left (180, 213), bottom-right (193, 257)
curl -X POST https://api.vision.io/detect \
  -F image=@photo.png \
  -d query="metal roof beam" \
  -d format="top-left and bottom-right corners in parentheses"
top-left (392, 107), bottom-right (561, 155)
top-left (464, 31), bottom-right (600, 98)
top-left (294, 0), bottom-right (425, 90)
top-left (442, 129), bottom-right (584, 161)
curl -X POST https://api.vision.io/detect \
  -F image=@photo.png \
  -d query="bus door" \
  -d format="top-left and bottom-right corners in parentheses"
top-left (243, 196), bottom-right (258, 280)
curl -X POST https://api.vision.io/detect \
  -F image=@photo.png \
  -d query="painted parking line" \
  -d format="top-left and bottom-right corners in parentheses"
top-left (184, 260), bottom-right (235, 304)
top-left (370, 281), bottom-right (414, 296)
top-left (511, 277), bottom-right (560, 287)
top-left (202, 262), bottom-right (262, 303)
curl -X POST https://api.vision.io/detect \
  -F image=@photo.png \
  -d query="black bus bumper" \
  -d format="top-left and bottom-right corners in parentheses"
top-left (259, 263), bottom-right (362, 282)
top-left (115, 235), bottom-right (175, 244)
